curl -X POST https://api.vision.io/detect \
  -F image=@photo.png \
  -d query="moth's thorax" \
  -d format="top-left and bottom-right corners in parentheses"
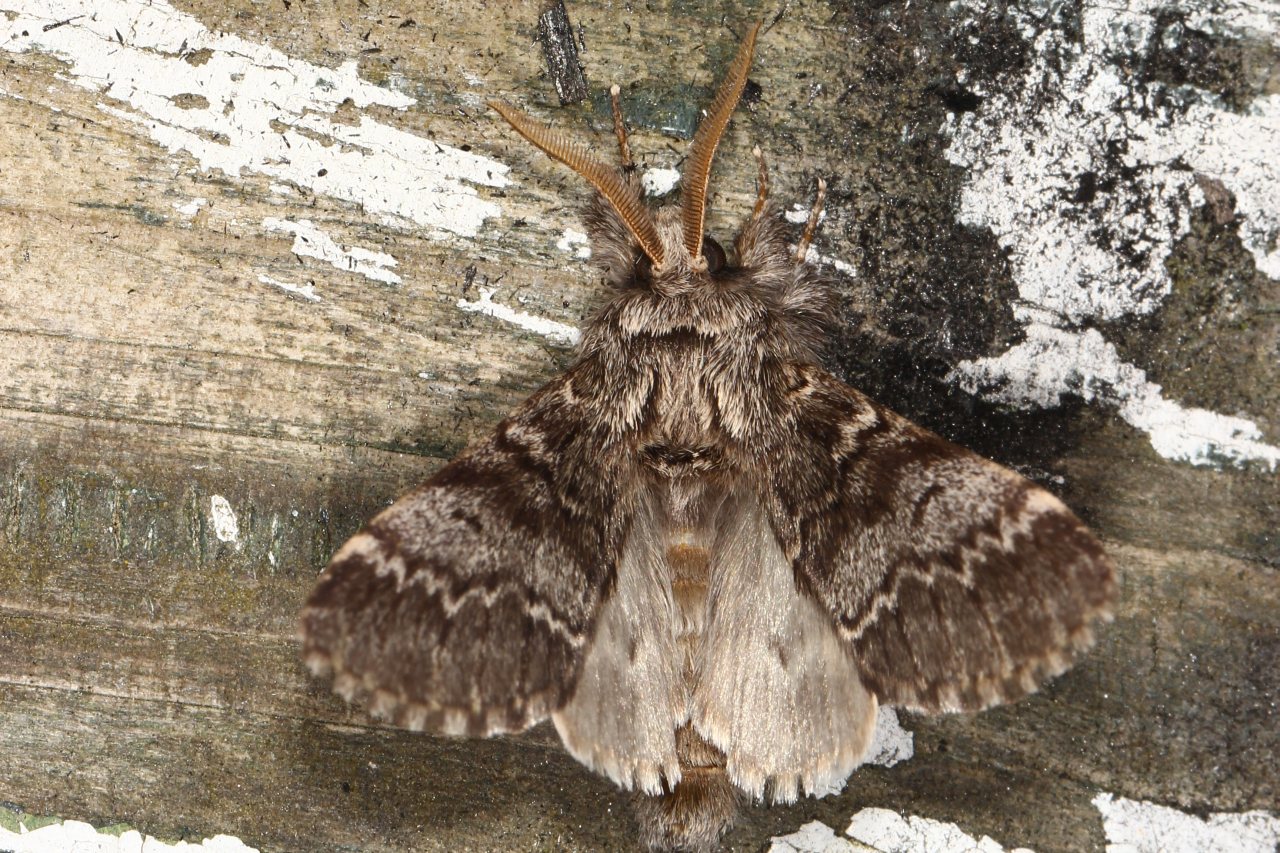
top-left (573, 282), bottom-right (799, 459)
top-left (609, 286), bottom-right (771, 341)
top-left (641, 358), bottom-right (724, 476)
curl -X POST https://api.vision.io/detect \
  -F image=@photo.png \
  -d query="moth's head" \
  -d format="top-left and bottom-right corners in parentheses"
top-left (490, 22), bottom-right (763, 293)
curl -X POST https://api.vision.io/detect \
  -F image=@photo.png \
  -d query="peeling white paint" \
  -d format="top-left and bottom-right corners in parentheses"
top-left (943, 0), bottom-right (1280, 468)
top-left (173, 197), bottom-right (207, 216)
top-left (556, 228), bottom-right (593, 259)
top-left (772, 794), bottom-right (1280, 853)
top-left (864, 707), bottom-right (915, 768)
top-left (1172, 96), bottom-right (1280, 281)
top-left (263, 217), bottom-right (401, 285)
top-left (786, 204), bottom-right (825, 225)
top-left (457, 287), bottom-right (581, 346)
top-left (803, 246), bottom-right (859, 278)
top-left (454, 69), bottom-right (488, 107)
top-left (770, 820), bottom-right (863, 853)
top-left (953, 319), bottom-right (1280, 468)
top-left (642, 166), bottom-right (681, 197)
top-left (846, 808), bottom-right (1035, 853)
top-left (1094, 793), bottom-right (1280, 853)
top-left (0, 819), bottom-right (258, 853)
top-left (209, 495), bottom-right (239, 543)
top-left (258, 273), bottom-right (320, 303)
top-left (2, 0), bottom-right (509, 238)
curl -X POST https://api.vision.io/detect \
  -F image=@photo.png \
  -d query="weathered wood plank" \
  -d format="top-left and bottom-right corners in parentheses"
top-left (0, 682), bottom-right (633, 852)
top-left (0, 0), bottom-right (1276, 850)
top-left (3, 676), bottom-right (1131, 852)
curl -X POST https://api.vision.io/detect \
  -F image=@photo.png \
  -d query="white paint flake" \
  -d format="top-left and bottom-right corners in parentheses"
top-left (954, 319), bottom-right (1280, 468)
top-left (803, 246), bottom-right (859, 278)
top-left (258, 274), bottom-right (320, 303)
top-left (263, 218), bottom-right (401, 285)
top-left (173, 197), bottom-right (207, 216)
top-left (453, 69), bottom-right (488, 107)
top-left (556, 228), bottom-right (592, 259)
top-left (1094, 793), bottom-right (1280, 853)
top-left (770, 820), bottom-right (863, 853)
top-left (772, 792), bottom-right (1280, 853)
top-left (0, 818), bottom-right (259, 853)
top-left (785, 204), bottom-right (820, 225)
top-left (1, 0), bottom-right (509, 238)
top-left (209, 495), bottom-right (239, 543)
top-left (943, 0), bottom-right (1280, 468)
top-left (864, 707), bottom-right (915, 768)
top-left (846, 808), bottom-right (1035, 853)
top-left (642, 166), bottom-right (681, 197)
top-left (457, 287), bottom-right (581, 346)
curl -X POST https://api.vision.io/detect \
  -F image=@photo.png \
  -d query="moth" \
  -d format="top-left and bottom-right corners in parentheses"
top-left (301, 22), bottom-right (1115, 853)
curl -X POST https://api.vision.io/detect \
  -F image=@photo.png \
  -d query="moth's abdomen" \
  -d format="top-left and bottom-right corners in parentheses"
top-left (693, 493), bottom-right (878, 803)
top-left (550, 488), bottom-right (686, 795)
top-left (635, 497), bottom-right (741, 853)
top-left (634, 725), bottom-right (737, 853)
top-left (667, 538), bottom-right (710, 671)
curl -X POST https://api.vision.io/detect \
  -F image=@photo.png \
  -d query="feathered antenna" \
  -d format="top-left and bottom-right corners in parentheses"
top-left (490, 100), bottom-right (666, 267)
top-left (680, 22), bottom-right (761, 268)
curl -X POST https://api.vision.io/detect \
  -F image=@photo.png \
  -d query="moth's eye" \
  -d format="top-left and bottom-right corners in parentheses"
top-left (634, 253), bottom-right (653, 283)
top-left (700, 236), bottom-right (726, 273)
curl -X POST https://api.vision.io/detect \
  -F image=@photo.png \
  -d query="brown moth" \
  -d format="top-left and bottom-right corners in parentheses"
top-left (301, 22), bottom-right (1115, 853)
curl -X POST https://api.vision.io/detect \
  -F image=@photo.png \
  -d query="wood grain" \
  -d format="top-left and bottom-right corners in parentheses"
top-left (0, 0), bottom-right (1275, 850)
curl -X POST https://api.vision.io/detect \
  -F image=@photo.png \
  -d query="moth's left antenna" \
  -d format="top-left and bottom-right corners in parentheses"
top-left (490, 101), bottom-right (667, 267)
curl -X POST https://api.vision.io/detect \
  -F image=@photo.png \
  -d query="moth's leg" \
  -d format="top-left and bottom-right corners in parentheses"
top-left (609, 84), bottom-right (634, 169)
top-left (732, 146), bottom-right (783, 267)
top-left (793, 176), bottom-right (828, 263)
top-left (751, 145), bottom-right (769, 219)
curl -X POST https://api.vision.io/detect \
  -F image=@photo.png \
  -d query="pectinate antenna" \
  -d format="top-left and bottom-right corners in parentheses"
top-left (680, 21), bottom-right (761, 269)
top-left (490, 100), bottom-right (666, 267)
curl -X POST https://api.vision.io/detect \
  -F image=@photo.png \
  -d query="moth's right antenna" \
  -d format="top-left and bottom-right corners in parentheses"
top-left (680, 21), bottom-right (761, 269)
top-left (490, 100), bottom-right (666, 267)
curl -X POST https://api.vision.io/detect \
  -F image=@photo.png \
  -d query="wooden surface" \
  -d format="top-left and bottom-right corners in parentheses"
top-left (1, 1), bottom-right (1277, 851)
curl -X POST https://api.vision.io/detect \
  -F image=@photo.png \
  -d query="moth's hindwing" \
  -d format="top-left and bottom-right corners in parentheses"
top-left (694, 492), bottom-right (877, 803)
top-left (768, 363), bottom-right (1116, 714)
top-left (300, 365), bottom-right (629, 736)
top-left (552, 488), bottom-right (686, 796)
